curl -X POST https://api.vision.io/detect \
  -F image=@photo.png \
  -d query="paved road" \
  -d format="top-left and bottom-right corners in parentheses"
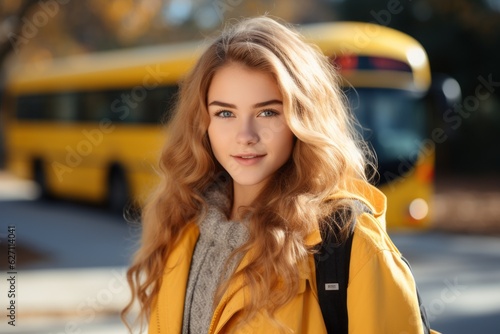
top-left (0, 198), bottom-right (137, 334)
top-left (391, 231), bottom-right (500, 333)
top-left (0, 195), bottom-right (499, 333)
top-left (0, 199), bottom-right (140, 270)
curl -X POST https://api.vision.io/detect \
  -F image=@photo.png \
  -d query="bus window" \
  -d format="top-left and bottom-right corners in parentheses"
top-left (17, 94), bottom-right (46, 120)
top-left (346, 88), bottom-right (427, 185)
top-left (49, 93), bottom-right (78, 122)
top-left (141, 85), bottom-right (178, 124)
top-left (103, 85), bottom-right (178, 124)
top-left (81, 91), bottom-right (112, 122)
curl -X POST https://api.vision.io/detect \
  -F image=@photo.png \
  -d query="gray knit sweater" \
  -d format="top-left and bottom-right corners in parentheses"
top-left (181, 189), bottom-right (249, 334)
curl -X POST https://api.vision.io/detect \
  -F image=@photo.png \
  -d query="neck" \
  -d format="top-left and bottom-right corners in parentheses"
top-left (230, 182), bottom-right (265, 220)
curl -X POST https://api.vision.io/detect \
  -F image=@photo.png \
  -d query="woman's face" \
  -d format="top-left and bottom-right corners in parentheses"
top-left (207, 62), bottom-right (294, 195)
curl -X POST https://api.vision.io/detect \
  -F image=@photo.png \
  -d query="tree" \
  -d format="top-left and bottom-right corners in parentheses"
top-left (0, 0), bottom-right (40, 67)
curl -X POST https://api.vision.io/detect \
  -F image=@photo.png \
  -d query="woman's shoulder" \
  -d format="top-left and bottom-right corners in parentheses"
top-left (349, 211), bottom-right (403, 280)
top-left (327, 178), bottom-right (387, 226)
top-left (324, 177), bottom-right (396, 257)
top-left (354, 211), bottom-right (397, 252)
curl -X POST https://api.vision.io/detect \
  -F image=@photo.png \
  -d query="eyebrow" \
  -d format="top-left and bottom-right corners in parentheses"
top-left (208, 99), bottom-right (282, 109)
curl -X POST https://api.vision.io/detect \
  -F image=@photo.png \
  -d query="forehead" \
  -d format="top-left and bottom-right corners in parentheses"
top-left (207, 63), bottom-right (282, 103)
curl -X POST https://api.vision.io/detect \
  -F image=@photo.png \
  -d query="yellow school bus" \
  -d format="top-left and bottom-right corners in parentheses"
top-left (2, 22), bottom-right (433, 228)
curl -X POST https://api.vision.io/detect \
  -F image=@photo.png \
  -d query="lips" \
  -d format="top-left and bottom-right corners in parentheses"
top-left (231, 153), bottom-right (266, 166)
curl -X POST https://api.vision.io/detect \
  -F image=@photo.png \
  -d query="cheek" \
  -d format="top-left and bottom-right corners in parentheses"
top-left (207, 124), bottom-right (226, 156)
top-left (270, 127), bottom-right (295, 160)
top-left (274, 118), bottom-right (294, 147)
top-left (259, 118), bottom-right (291, 144)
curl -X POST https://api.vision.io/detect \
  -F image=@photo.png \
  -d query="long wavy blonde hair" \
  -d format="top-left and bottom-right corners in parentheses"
top-left (123, 16), bottom-right (374, 332)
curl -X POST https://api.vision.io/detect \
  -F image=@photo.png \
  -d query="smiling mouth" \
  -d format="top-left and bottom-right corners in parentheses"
top-left (231, 154), bottom-right (266, 165)
top-left (232, 154), bottom-right (266, 158)
top-left (235, 155), bottom-right (264, 159)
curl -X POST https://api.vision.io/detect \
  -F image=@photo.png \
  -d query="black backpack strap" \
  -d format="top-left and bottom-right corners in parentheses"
top-left (314, 225), bottom-right (353, 333)
top-left (314, 201), bottom-right (369, 334)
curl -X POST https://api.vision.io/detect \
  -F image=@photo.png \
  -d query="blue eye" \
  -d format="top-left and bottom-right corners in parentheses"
top-left (215, 110), bottom-right (234, 118)
top-left (259, 109), bottom-right (278, 117)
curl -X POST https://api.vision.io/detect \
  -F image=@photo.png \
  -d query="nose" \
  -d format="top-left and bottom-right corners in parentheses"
top-left (235, 118), bottom-right (259, 145)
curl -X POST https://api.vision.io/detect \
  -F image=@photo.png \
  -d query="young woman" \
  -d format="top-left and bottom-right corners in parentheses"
top-left (123, 16), bottom-right (428, 333)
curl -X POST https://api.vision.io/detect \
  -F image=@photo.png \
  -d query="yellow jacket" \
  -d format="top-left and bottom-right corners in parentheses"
top-left (149, 180), bottom-right (435, 333)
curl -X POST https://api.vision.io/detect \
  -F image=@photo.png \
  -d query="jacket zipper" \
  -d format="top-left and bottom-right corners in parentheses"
top-left (208, 284), bottom-right (242, 334)
top-left (156, 303), bottom-right (161, 333)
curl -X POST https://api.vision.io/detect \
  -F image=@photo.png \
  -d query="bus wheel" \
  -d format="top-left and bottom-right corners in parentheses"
top-left (107, 167), bottom-right (129, 214)
top-left (33, 159), bottom-right (50, 199)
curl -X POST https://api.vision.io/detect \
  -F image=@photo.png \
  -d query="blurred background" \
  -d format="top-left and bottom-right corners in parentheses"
top-left (0, 0), bottom-right (499, 333)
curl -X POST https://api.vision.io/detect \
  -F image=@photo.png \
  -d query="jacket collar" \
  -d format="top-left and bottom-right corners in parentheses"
top-left (157, 222), bottom-right (199, 333)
